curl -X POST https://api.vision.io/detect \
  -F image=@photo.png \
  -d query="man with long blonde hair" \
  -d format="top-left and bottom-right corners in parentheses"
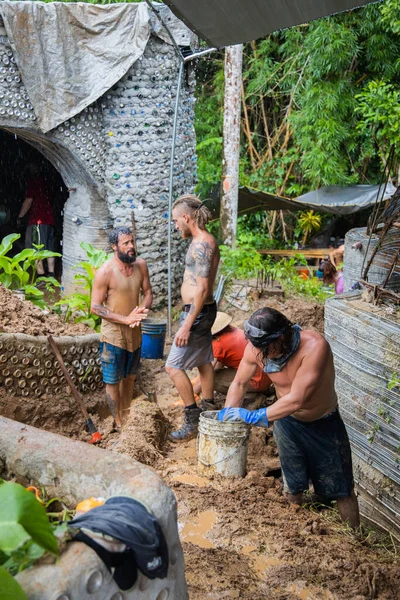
top-left (166, 194), bottom-right (220, 441)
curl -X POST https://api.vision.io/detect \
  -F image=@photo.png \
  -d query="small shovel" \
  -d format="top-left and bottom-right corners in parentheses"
top-left (47, 335), bottom-right (102, 444)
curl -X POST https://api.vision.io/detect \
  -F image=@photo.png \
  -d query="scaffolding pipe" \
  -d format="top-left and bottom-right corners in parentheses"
top-left (145, 1), bottom-right (218, 335)
top-left (167, 60), bottom-right (184, 336)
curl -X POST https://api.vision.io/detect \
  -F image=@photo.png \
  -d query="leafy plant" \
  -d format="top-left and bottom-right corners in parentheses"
top-left (295, 210), bottom-right (322, 245)
top-left (219, 243), bottom-right (264, 280)
top-left (219, 243), bottom-right (330, 302)
top-left (55, 242), bottom-right (111, 331)
top-left (0, 233), bottom-right (61, 308)
top-left (388, 372), bottom-right (400, 391)
top-left (194, 3), bottom-right (400, 248)
top-left (0, 482), bottom-right (59, 598)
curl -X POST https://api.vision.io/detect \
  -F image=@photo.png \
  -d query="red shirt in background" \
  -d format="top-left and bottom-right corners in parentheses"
top-left (212, 326), bottom-right (271, 392)
top-left (26, 176), bottom-right (54, 226)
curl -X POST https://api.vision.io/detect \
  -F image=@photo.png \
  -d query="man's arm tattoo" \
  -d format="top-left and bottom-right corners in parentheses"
top-left (92, 303), bottom-right (110, 318)
top-left (194, 241), bottom-right (214, 278)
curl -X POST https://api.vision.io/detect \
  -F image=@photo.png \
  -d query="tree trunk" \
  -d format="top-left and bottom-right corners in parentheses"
top-left (220, 44), bottom-right (243, 246)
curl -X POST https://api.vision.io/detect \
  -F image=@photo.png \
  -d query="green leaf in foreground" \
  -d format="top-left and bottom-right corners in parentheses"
top-left (0, 483), bottom-right (58, 556)
top-left (0, 565), bottom-right (27, 600)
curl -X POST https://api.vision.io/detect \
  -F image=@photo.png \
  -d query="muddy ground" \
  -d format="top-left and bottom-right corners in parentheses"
top-left (0, 285), bottom-right (91, 336)
top-left (1, 291), bottom-right (399, 599)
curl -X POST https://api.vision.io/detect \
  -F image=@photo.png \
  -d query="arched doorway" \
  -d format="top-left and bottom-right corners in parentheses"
top-left (0, 129), bottom-right (68, 276)
top-left (0, 126), bottom-right (111, 293)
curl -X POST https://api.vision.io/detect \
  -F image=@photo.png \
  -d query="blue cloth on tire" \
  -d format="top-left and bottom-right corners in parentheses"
top-left (69, 496), bottom-right (168, 590)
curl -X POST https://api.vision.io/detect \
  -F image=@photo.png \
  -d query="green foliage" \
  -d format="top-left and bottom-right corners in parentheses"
top-left (356, 80), bottom-right (400, 160)
top-left (264, 255), bottom-right (332, 302)
top-left (295, 211), bottom-right (322, 245)
top-left (280, 268), bottom-right (332, 302)
top-left (55, 242), bottom-right (111, 331)
top-left (0, 233), bottom-right (60, 308)
top-left (194, 60), bottom-right (224, 198)
top-left (266, 254), bottom-right (333, 302)
top-left (0, 566), bottom-right (27, 600)
top-left (388, 372), bottom-right (400, 391)
top-left (381, 1), bottom-right (400, 35)
top-left (195, 2), bottom-right (400, 227)
top-left (219, 242), bottom-right (331, 302)
top-left (0, 482), bottom-right (59, 597)
top-left (219, 242), bottom-right (264, 279)
top-left (0, 482), bottom-right (58, 557)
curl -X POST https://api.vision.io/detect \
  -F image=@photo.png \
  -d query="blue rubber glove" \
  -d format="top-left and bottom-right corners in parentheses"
top-left (217, 407), bottom-right (269, 428)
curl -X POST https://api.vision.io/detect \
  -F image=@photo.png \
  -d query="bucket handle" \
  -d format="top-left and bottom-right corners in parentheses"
top-left (197, 434), bottom-right (249, 467)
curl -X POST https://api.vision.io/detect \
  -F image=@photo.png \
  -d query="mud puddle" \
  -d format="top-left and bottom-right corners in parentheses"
top-left (180, 510), bottom-right (219, 549)
top-left (2, 295), bottom-right (399, 599)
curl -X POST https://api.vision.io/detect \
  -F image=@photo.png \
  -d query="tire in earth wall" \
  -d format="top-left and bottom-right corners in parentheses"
top-left (0, 333), bottom-right (103, 397)
top-left (343, 227), bottom-right (400, 291)
top-left (325, 292), bottom-right (400, 540)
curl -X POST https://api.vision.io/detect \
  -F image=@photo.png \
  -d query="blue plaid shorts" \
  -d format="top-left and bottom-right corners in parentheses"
top-left (100, 342), bottom-right (141, 385)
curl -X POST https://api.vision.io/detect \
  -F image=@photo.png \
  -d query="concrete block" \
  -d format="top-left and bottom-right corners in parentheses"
top-left (0, 417), bottom-right (187, 600)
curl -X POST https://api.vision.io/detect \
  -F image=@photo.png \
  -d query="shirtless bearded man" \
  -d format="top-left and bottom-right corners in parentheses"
top-left (91, 227), bottom-right (152, 428)
top-left (166, 195), bottom-right (220, 441)
top-left (218, 307), bottom-right (360, 528)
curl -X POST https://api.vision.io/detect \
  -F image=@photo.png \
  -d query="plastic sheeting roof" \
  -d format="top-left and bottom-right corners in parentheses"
top-left (208, 183), bottom-right (396, 218)
top-left (163, 0), bottom-right (379, 47)
top-left (0, 2), bottom-right (193, 132)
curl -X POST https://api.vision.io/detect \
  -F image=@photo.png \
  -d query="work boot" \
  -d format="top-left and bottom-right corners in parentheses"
top-left (170, 406), bottom-right (202, 442)
top-left (200, 398), bottom-right (217, 411)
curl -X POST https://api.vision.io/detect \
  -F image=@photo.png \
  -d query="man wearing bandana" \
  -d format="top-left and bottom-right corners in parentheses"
top-left (218, 307), bottom-right (360, 528)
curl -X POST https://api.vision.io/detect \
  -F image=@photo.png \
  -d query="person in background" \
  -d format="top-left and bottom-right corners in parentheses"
top-left (323, 261), bottom-right (344, 294)
top-left (91, 227), bottom-right (152, 429)
top-left (191, 311), bottom-right (271, 399)
top-left (329, 243), bottom-right (345, 268)
top-left (218, 307), bottom-right (360, 529)
top-left (165, 194), bottom-right (219, 442)
top-left (17, 162), bottom-right (56, 278)
top-left (315, 258), bottom-right (328, 280)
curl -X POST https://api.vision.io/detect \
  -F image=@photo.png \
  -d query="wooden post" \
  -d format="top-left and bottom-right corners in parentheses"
top-left (220, 44), bottom-right (243, 246)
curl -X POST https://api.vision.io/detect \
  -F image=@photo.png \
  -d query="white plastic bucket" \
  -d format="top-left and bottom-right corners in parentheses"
top-left (197, 411), bottom-right (250, 478)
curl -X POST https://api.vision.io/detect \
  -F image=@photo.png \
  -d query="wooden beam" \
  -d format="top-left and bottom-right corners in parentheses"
top-left (258, 248), bottom-right (331, 259)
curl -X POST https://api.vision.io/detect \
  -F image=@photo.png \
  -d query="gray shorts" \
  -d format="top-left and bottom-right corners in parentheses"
top-left (26, 224), bottom-right (55, 251)
top-left (166, 303), bottom-right (217, 370)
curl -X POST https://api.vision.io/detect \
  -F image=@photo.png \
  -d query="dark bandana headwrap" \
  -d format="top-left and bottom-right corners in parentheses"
top-left (244, 321), bottom-right (302, 373)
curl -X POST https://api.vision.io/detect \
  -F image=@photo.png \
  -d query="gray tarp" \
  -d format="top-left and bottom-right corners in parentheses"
top-left (164, 0), bottom-right (379, 47)
top-left (0, 2), bottom-right (193, 133)
top-left (208, 183), bottom-right (396, 218)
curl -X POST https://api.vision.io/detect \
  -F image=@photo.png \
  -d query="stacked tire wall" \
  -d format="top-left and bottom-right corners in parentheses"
top-left (325, 292), bottom-right (400, 539)
top-left (0, 333), bottom-right (103, 397)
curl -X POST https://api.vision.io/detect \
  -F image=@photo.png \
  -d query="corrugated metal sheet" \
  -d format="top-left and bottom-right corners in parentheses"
top-left (344, 227), bottom-right (400, 291)
top-left (325, 292), bottom-right (400, 539)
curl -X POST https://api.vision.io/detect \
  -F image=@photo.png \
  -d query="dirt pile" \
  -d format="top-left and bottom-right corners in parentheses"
top-left (221, 294), bottom-right (325, 334)
top-left (103, 399), bottom-right (170, 466)
top-left (0, 387), bottom-right (108, 438)
top-left (0, 285), bottom-right (91, 336)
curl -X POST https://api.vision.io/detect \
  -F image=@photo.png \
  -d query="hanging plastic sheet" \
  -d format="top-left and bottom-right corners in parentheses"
top-left (0, 2), bottom-right (192, 133)
top-left (208, 183), bottom-right (397, 218)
